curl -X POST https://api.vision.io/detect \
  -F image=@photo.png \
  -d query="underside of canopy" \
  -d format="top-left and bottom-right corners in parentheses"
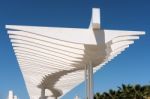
top-left (6, 8), bottom-right (145, 99)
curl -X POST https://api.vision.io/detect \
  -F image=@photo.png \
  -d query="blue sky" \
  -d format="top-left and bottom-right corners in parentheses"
top-left (0, 0), bottom-right (149, 99)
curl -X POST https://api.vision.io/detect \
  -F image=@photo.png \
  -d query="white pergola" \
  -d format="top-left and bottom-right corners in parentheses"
top-left (6, 8), bottom-right (145, 99)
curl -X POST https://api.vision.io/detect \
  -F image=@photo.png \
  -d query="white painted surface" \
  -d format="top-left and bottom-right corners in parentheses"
top-left (6, 8), bottom-right (145, 99)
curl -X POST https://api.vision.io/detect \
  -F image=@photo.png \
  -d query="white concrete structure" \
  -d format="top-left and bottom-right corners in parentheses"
top-left (74, 95), bottom-right (80, 99)
top-left (8, 90), bottom-right (18, 99)
top-left (14, 95), bottom-right (18, 99)
top-left (8, 90), bottom-right (13, 99)
top-left (6, 8), bottom-right (145, 99)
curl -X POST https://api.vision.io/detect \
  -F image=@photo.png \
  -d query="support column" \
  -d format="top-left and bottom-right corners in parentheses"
top-left (89, 62), bottom-right (93, 99)
top-left (85, 65), bottom-right (88, 99)
top-left (40, 89), bottom-right (46, 99)
top-left (85, 62), bottom-right (94, 99)
top-left (8, 90), bottom-right (13, 99)
top-left (14, 95), bottom-right (18, 99)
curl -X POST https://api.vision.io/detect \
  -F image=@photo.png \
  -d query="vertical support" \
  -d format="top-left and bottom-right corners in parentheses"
top-left (40, 88), bottom-right (46, 99)
top-left (87, 64), bottom-right (91, 99)
top-left (74, 95), bottom-right (80, 99)
top-left (8, 90), bottom-right (13, 99)
top-left (85, 65), bottom-right (88, 99)
top-left (14, 95), bottom-right (18, 99)
top-left (41, 89), bottom-right (45, 97)
top-left (89, 62), bottom-right (93, 99)
top-left (89, 8), bottom-right (100, 29)
top-left (85, 62), bottom-right (94, 99)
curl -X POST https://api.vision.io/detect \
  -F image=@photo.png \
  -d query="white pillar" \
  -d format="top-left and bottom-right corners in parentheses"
top-left (85, 65), bottom-right (88, 99)
top-left (87, 62), bottom-right (93, 99)
top-left (92, 8), bottom-right (100, 29)
top-left (8, 90), bottom-right (13, 99)
top-left (14, 95), bottom-right (18, 99)
top-left (74, 95), bottom-right (80, 99)
top-left (89, 62), bottom-right (93, 99)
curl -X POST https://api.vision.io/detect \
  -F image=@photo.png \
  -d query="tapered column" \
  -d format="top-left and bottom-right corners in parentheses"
top-left (91, 8), bottom-right (100, 29)
top-left (8, 90), bottom-right (13, 99)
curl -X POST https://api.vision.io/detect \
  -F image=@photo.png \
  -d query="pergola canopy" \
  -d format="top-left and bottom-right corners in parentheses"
top-left (6, 8), bottom-right (145, 99)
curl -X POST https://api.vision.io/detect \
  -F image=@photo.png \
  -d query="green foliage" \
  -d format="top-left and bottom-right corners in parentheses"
top-left (94, 84), bottom-right (150, 99)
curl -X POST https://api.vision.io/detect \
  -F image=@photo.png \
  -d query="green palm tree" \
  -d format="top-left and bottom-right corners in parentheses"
top-left (94, 84), bottom-right (150, 99)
